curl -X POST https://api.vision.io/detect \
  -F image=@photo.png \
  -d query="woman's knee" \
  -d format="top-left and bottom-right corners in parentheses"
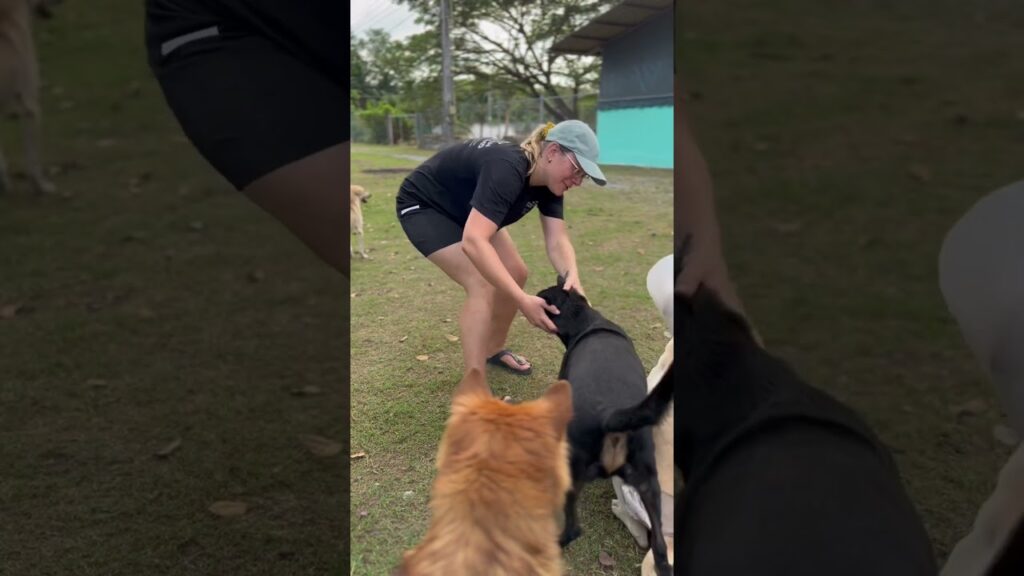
top-left (462, 275), bottom-right (497, 302)
top-left (508, 259), bottom-right (529, 288)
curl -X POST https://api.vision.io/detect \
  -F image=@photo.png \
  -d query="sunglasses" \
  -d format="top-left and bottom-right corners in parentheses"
top-left (559, 145), bottom-right (589, 181)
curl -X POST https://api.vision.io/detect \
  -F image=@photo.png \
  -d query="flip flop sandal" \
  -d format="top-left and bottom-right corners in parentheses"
top-left (486, 349), bottom-right (533, 376)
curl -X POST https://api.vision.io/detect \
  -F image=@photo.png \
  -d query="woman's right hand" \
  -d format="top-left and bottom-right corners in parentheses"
top-left (518, 294), bottom-right (559, 334)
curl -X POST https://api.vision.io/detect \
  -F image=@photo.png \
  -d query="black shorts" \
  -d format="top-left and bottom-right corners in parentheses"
top-left (145, 1), bottom-right (347, 190)
top-left (397, 190), bottom-right (466, 257)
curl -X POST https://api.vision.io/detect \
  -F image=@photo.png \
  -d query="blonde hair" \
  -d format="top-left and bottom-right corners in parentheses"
top-left (520, 122), bottom-right (556, 176)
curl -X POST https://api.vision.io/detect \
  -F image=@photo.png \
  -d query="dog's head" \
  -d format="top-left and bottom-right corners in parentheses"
top-left (674, 232), bottom-right (755, 349)
top-left (350, 185), bottom-right (371, 204)
top-left (398, 369), bottom-right (572, 574)
top-left (536, 277), bottom-right (594, 344)
top-left (438, 369), bottom-right (572, 496)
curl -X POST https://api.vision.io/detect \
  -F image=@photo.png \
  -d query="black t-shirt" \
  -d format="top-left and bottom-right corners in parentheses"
top-left (401, 138), bottom-right (564, 228)
top-left (145, 0), bottom-right (344, 87)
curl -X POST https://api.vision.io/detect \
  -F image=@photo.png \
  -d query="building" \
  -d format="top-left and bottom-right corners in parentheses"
top-left (551, 0), bottom-right (673, 169)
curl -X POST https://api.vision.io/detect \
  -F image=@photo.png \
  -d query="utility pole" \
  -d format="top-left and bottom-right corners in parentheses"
top-left (440, 0), bottom-right (455, 144)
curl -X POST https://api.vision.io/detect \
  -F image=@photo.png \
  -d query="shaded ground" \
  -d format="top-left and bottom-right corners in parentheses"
top-left (680, 0), bottom-right (1024, 562)
top-left (0, 2), bottom-right (345, 573)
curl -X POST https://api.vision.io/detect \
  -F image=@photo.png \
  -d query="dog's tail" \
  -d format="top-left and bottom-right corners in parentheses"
top-left (598, 364), bottom-right (674, 473)
top-left (604, 363), bottom-right (674, 433)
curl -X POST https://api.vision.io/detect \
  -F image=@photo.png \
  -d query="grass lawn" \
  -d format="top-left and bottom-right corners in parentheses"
top-left (681, 0), bottom-right (1024, 562)
top-left (349, 142), bottom-right (673, 574)
top-left (0, 1), bottom-right (346, 573)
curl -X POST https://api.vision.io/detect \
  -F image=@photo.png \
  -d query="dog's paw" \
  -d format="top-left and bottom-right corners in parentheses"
top-left (558, 526), bottom-right (582, 548)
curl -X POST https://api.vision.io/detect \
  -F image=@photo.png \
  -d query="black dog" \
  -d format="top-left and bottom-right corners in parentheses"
top-left (606, 235), bottom-right (936, 574)
top-left (537, 280), bottom-right (672, 576)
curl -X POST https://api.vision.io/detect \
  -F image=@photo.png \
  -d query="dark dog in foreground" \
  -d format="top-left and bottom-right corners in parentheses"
top-left (607, 234), bottom-right (936, 574)
top-left (537, 280), bottom-right (672, 576)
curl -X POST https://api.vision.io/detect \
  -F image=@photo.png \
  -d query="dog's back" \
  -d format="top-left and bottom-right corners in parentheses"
top-left (396, 370), bottom-right (572, 576)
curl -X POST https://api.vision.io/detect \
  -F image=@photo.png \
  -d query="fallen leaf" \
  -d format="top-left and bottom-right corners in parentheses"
top-left (402, 490), bottom-right (414, 499)
top-left (445, 334), bottom-right (459, 343)
top-left (399, 336), bottom-right (408, 342)
top-left (908, 164), bottom-right (932, 182)
top-left (770, 220), bottom-right (803, 234)
top-left (154, 438), bottom-right (182, 458)
top-left (300, 434), bottom-right (342, 457)
top-left (350, 292), bottom-right (359, 298)
top-left (358, 509), bottom-right (369, 518)
top-left (208, 501), bottom-right (247, 517)
top-left (350, 451), bottom-right (367, 460)
top-left (598, 550), bottom-right (616, 568)
top-left (443, 318), bottom-right (452, 323)
top-left (950, 398), bottom-right (986, 419)
top-left (416, 355), bottom-right (429, 361)
top-left (994, 424), bottom-right (1020, 447)
top-left (289, 385), bottom-right (322, 397)
top-left (593, 266), bottom-right (605, 272)
top-left (636, 249), bottom-right (646, 255)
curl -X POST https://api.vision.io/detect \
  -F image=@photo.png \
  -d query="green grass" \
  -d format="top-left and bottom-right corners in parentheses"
top-left (349, 143), bottom-right (673, 574)
top-left (0, 2), bottom-right (345, 574)
top-left (680, 0), bottom-right (1024, 562)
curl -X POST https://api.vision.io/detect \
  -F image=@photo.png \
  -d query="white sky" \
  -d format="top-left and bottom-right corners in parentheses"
top-left (351, 0), bottom-right (428, 40)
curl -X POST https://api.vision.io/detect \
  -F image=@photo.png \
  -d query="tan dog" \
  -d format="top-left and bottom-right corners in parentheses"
top-left (0, 0), bottom-right (56, 194)
top-left (350, 184), bottom-right (370, 258)
top-left (395, 369), bottom-right (573, 576)
top-left (642, 337), bottom-right (675, 576)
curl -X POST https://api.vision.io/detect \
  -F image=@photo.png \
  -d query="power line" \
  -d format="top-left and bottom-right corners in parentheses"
top-left (352, 2), bottom-right (393, 30)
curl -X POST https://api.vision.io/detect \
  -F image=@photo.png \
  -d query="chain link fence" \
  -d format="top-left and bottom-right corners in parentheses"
top-left (352, 92), bottom-right (598, 149)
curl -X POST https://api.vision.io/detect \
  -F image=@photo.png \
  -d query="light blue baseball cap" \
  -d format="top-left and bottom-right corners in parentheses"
top-left (545, 120), bottom-right (607, 186)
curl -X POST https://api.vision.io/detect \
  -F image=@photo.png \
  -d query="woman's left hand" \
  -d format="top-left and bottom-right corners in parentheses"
top-left (562, 269), bottom-right (585, 298)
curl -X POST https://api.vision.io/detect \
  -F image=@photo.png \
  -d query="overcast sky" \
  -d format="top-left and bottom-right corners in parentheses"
top-left (351, 0), bottom-right (428, 40)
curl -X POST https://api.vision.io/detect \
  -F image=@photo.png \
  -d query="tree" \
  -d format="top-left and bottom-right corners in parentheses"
top-left (395, 0), bottom-right (612, 121)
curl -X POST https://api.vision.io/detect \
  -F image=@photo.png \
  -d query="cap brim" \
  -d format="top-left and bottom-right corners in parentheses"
top-left (577, 155), bottom-right (607, 186)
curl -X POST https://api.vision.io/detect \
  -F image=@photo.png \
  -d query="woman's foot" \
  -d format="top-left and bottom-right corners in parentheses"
top-left (486, 349), bottom-right (532, 376)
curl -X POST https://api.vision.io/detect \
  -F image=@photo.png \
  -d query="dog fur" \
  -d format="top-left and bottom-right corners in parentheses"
top-left (350, 184), bottom-right (370, 258)
top-left (394, 369), bottom-right (573, 576)
top-left (0, 0), bottom-right (56, 194)
top-left (537, 281), bottom-right (672, 576)
top-left (641, 338), bottom-right (675, 576)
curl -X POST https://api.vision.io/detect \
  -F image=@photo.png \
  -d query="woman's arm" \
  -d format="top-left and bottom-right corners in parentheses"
top-left (463, 209), bottom-right (558, 332)
top-left (540, 215), bottom-right (584, 295)
top-left (675, 74), bottom-right (745, 316)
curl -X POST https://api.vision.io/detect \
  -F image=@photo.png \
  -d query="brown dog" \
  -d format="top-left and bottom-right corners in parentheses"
top-left (350, 184), bottom-right (370, 258)
top-left (0, 0), bottom-right (57, 194)
top-left (395, 369), bottom-right (573, 576)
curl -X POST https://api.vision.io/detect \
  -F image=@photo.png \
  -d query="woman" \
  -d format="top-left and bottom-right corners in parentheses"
top-left (397, 120), bottom-right (606, 376)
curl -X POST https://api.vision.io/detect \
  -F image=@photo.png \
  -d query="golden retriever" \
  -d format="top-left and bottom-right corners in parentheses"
top-left (350, 184), bottom-right (370, 258)
top-left (0, 0), bottom-right (56, 194)
top-left (394, 369), bottom-right (573, 576)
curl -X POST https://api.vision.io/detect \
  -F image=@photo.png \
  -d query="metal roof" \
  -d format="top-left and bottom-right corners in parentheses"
top-left (550, 0), bottom-right (673, 55)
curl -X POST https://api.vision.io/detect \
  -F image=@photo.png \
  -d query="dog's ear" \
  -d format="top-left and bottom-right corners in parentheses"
top-left (674, 233), bottom-right (694, 279)
top-left (556, 274), bottom-right (566, 288)
top-left (687, 285), bottom-right (756, 345)
top-left (541, 379), bottom-right (573, 438)
top-left (452, 368), bottom-right (491, 410)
